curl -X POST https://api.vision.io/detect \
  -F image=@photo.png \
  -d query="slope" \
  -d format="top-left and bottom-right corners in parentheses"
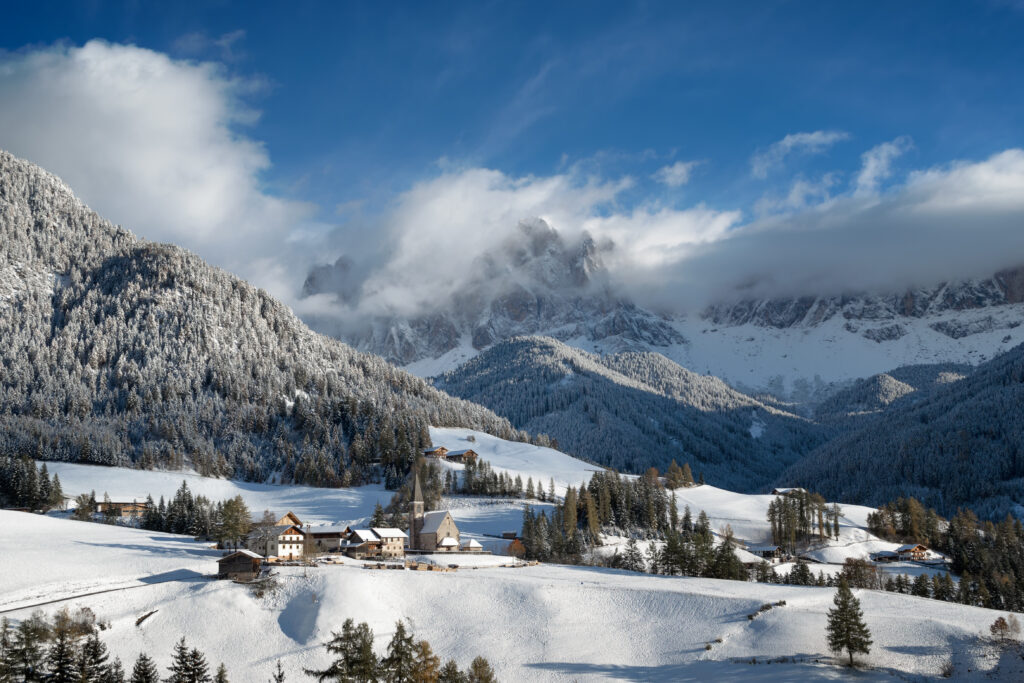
top-left (434, 336), bottom-right (824, 490)
top-left (1, 510), bottom-right (1016, 681)
top-left (779, 341), bottom-right (1024, 517)
top-left (0, 150), bottom-right (519, 485)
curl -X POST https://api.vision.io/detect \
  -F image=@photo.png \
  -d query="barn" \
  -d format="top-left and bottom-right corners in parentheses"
top-left (217, 550), bottom-right (262, 580)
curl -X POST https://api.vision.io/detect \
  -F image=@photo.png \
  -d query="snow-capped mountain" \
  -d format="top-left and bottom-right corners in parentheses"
top-left (304, 219), bottom-right (1024, 402)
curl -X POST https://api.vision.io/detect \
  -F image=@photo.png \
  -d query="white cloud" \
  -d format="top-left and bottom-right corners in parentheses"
top-left (754, 173), bottom-right (839, 214)
top-left (855, 136), bottom-right (913, 196)
top-left (652, 160), bottom-right (701, 187)
top-left (0, 40), bottom-right (315, 300)
top-left (634, 148), bottom-right (1024, 309)
top-left (750, 130), bottom-right (850, 179)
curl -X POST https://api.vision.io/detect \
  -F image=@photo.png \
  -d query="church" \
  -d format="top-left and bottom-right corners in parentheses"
top-left (408, 473), bottom-right (461, 552)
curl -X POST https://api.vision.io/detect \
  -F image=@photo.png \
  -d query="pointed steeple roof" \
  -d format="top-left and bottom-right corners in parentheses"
top-left (412, 472), bottom-right (424, 504)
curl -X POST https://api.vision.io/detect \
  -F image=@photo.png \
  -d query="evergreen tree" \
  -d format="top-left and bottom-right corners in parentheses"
top-left (187, 648), bottom-right (212, 683)
top-left (437, 661), bottom-right (464, 683)
top-left (44, 625), bottom-right (78, 683)
top-left (411, 641), bottom-right (440, 683)
top-left (214, 663), bottom-right (229, 683)
top-left (12, 613), bottom-right (48, 683)
top-left (383, 620), bottom-right (416, 682)
top-left (826, 578), bottom-right (872, 667)
top-left (166, 638), bottom-right (192, 683)
top-left (465, 657), bottom-right (495, 683)
top-left (371, 503), bottom-right (387, 529)
top-left (269, 661), bottom-right (285, 683)
top-left (129, 654), bottom-right (159, 683)
top-left (104, 658), bottom-right (126, 683)
top-left (77, 631), bottom-right (109, 682)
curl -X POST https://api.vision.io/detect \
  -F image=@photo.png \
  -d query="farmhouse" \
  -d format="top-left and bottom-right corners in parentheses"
top-left (372, 528), bottom-right (409, 558)
top-left (897, 544), bottom-right (929, 562)
top-left (445, 448), bottom-right (478, 464)
top-left (423, 446), bottom-right (449, 459)
top-left (872, 550), bottom-right (899, 563)
top-left (217, 550), bottom-right (262, 580)
top-left (307, 526), bottom-right (348, 554)
top-left (95, 500), bottom-right (149, 519)
top-left (341, 528), bottom-right (382, 559)
top-left (275, 511), bottom-right (303, 526)
top-left (247, 523), bottom-right (306, 560)
top-left (408, 473), bottom-right (461, 552)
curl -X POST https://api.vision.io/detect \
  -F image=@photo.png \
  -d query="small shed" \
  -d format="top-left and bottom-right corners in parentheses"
top-left (461, 538), bottom-right (484, 552)
top-left (218, 550), bottom-right (262, 580)
top-left (437, 537), bottom-right (459, 552)
top-left (746, 544), bottom-right (781, 559)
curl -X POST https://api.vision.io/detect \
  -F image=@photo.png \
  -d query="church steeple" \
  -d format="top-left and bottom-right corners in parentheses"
top-left (409, 472), bottom-right (425, 550)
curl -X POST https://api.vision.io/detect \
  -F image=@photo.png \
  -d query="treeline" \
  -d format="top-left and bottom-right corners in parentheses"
top-left (868, 495), bottom-right (1024, 612)
top-left (305, 618), bottom-right (496, 682)
top-left (1, 609), bottom-right (499, 683)
top-left (0, 455), bottom-right (64, 511)
top-left (70, 481), bottom-right (252, 548)
top-left (0, 151), bottom-right (522, 491)
top-left (767, 489), bottom-right (842, 553)
top-left (0, 607), bottom-right (230, 683)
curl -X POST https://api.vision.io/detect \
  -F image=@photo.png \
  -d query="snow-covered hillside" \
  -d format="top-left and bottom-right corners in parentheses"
top-left (1, 510), bottom-right (1019, 681)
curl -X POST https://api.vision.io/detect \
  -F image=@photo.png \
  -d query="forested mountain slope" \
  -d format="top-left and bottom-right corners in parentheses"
top-left (0, 151), bottom-right (519, 485)
top-left (434, 336), bottom-right (825, 490)
top-left (779, 343), bottom-right (1024, 518)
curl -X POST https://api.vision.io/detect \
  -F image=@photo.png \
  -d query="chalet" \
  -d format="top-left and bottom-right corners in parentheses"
top-left (746, 544), bottom-right (781, 559)
top-left (872, 550), bottom-right (899, 563)
top-left (341, 528), bottom-right (382, 559)
top-left (307, 526), bottom-right (348, 554)
top-left (423, 446), bottom-right (449, 459)
top-left (445, 449), bottom-right (478, 464)
top-left (95, 500), bottom-right (149, 519)
top-left (371, 528), bottom-right (409, 558)
top-left (771, 488), bottom-right (807, 496)
top-left (897, 544), bottom-right (928, 562)
top-left (276, 511), bottom-right (303, 527)
top-left (217, 550), bottom-right (262, 580)
top-left (247, 524), bottom-right (306, 560)
top-left (408, 474), bottom-right (461, 552)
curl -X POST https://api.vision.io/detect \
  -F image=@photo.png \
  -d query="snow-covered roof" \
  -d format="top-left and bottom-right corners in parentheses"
top-left (420, 510), bottom-right (452, 535)
top-left (732, 547), bottom-right (764, 564)
top-left (220, 549), bottom-right (262, 560)
top-left (771, 487), bottom-right (806, 495)
top-left (438, 537), bottom-right (459, 547)
top-left (446, 449), bottom-right (476, 456)
top-left (746, 545), bottom-right (779, 552)
top-left (461, 539), bottom-right (483, 549)
top-left (350, 529), bottom-right (379, 543)
top-left (372, 527), bottom-right (408, 539)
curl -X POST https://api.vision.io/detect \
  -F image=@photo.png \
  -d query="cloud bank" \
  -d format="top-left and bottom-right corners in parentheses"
top-left (0, 40), bottom-right (316, 300)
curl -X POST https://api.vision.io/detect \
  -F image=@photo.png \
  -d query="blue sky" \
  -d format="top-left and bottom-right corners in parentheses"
top-left (2, 2), bottom-right (1024, 312)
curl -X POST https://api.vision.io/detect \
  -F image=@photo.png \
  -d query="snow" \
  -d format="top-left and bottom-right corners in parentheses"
top-left (429, 426), bottom-right (599, 498)
top-left (1, 510), bottom-right (1016, 681)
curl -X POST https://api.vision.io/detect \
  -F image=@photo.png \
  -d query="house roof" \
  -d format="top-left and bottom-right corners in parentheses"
top-left (219, 549), bottom-right (262, 562)
top-left (461, 539), bottom-right (483, 549)
top-left (897, 544), bottom-right (927, 552)
top-left (350, 529), bottom-right (380, 543)
top-left (372, 527), bottom-right (408, 539)
top-left (423, 446), bottom-right (448, 453)
top-left (874, 550), bottom-right (898, 557)
top-left (438, 536), bottom-right (459, 547)
top-left (746, 545), bottom-right (780, 552)
top-left (420, 510), bottom-right (452, 535)
top-left (308, 525), bottom-right (349, 536)
top-left (446, 449), bottom-right (476, 456)
top-left (412, 473), bottom-right (424, 503)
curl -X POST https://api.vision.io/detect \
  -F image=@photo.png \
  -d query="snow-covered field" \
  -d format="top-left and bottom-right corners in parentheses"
top-left (1, 510), bottom-right (1018, 681)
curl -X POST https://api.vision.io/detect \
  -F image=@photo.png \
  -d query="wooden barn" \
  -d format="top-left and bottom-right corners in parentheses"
top-left (95, 500), bottom-right (149, 519)
top-left (217, 550), bottom-right (263, 580)
top-left (445, 449), bottom-right (478, 464)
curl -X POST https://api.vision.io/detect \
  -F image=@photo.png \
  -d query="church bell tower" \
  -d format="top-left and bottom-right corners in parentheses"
top-left (409, 473), bottom-right (425, 550)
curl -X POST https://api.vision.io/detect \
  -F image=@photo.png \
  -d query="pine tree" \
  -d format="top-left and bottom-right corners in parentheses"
top-left (166, 638), bottom-right (191, 683)
top-left (465, 657), bottom-right (495, 683)
top-left (269, 660), bottom-right (285, 683)
top-left (214, 663), bottom-right (229, 683)
top-left (371, 503), bottom-right (387, 528)
top-left (437, 660), bottom-right (464, 683)
top-left (77, 631), bottom-right (109, 682)
top-left (104, 658), bottom-right (126, 683)
top-left (383, 620), bottom-right (416, 682)
top-left (44, 625), bottom-right (78, 683)
top-left (826, 578), bottom-right (872, 667)
top-left (129, 653), bottom-right (159, 683)
top-left (411, 641), bottom-right (440, 683)
top-left (187, 648), bottom-right (212, 683)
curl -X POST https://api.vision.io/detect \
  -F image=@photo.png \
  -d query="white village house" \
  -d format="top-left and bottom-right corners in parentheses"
top-left (246, 512), bottom-right (306, 560)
